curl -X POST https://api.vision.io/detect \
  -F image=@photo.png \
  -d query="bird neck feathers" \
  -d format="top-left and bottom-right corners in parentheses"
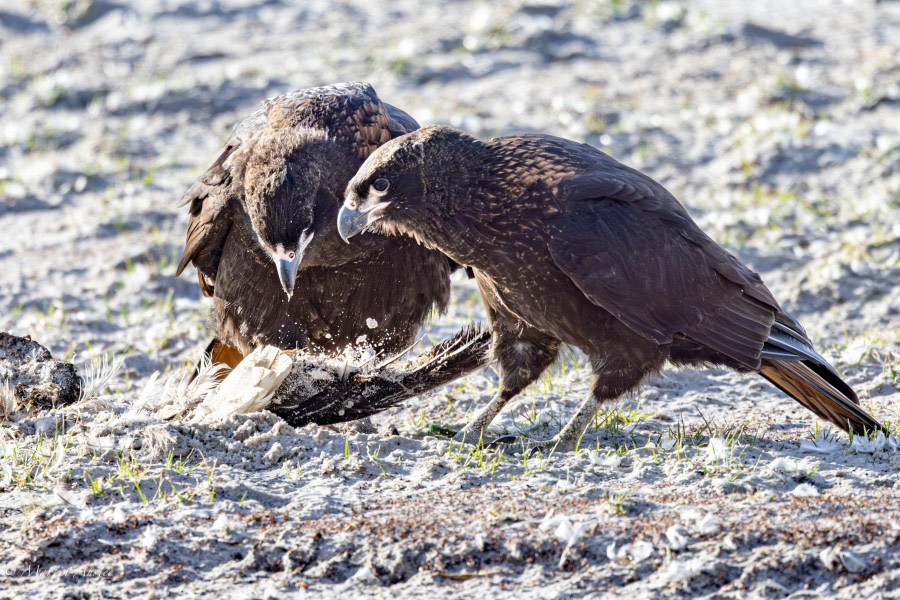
top-left (419, 141), bottom-right (495, 215)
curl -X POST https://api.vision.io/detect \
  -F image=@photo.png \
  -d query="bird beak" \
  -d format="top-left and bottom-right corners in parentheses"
top-left (337, 205), bottom-right (367, 243)
top-left (337, 195), bottom-right (391, 243)
top-left (275, 250), bottom-right (299, 300)
top-left (273, 228), bottom-right (315, 299)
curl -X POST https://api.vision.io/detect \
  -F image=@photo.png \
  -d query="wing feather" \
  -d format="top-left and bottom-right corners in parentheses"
top-left (547, 171), bottom-right (777, 368)
top-left (175, 110), bottom-right (261, 285)
top-left (174, 138), bottom-right (244, 291)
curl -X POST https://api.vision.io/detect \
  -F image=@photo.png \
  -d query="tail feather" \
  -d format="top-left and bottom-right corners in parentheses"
top-left (759, 358), bottom-right (884, 435)
top-left (770, 313), bottom-right (809, 340)
top-left (753, 310), bottom-right (883, 436)
top-left (762, 330), bottom-right (839, 377)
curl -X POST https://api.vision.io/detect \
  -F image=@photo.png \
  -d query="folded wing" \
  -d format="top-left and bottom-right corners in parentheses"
top-left (547, 170), bottom-right (777, 369)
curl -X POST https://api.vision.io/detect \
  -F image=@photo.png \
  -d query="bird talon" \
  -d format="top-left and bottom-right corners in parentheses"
top-left (450, 427), bottom-right (495, 447)
top-left (498, 437), bottom-right (577, 455)
top-left (486, 434), bottom-right (519, 449)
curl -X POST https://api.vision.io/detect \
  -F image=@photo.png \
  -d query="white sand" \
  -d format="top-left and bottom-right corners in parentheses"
top-left (0, 0), bottom-right (898, 597)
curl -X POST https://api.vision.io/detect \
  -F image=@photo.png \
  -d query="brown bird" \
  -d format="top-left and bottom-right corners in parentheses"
top-left (338, 126), bottom-right (885, 451)
top-left (175, 83), bottom-right (453, 373)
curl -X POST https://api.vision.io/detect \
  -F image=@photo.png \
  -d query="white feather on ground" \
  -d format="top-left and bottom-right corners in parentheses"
top-left (191, 346), bottom-right (293, 424)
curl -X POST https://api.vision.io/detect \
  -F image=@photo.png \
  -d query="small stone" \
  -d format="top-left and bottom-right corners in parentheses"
top-left (34, 416), bottom-right (58, 434)
top-left (666, 525), bottom-right (690, 550)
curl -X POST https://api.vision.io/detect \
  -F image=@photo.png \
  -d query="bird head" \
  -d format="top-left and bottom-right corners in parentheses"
top-left (244, 127), bottom-right (353, 299)
top-left (338, 126), bottom-right (477, 243)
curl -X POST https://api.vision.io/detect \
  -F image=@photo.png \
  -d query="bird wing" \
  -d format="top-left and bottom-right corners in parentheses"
top-left (174, 90), bottom-right (271, 294)
top-left (546, 170), bottom-right (779, 369)
top-left (174, 140), bottom-right (243, 296)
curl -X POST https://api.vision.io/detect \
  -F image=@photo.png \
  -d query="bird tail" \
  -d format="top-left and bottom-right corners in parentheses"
top-left (758, 315), bottom-right (884, 436)
top-left (270, 324), bottom-right (492, 426)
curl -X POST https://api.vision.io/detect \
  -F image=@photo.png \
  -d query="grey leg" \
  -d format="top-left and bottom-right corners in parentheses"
top-left (452, 390), bottom-right (516, 445)
top-left (527, 354), bottom-right (659, 453)
top-left (538, 394), bottom-right (603, 452)
top-left (452, 324), bottom-right (560, 447)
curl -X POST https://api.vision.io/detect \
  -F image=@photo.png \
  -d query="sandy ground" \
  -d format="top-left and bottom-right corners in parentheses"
top-left (1, 0), bottom-right (898, 597)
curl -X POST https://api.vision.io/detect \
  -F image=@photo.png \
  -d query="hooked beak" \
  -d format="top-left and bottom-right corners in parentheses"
top-left (337, 195), bottom-right (391, 243)
top-left (273, 228), bottom-right (315, 299)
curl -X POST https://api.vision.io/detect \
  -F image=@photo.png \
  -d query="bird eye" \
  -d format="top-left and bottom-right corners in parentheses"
top-left (370, 178), bottom-right (390, 195)
top-left (287, 251), bottom-right (295, 260)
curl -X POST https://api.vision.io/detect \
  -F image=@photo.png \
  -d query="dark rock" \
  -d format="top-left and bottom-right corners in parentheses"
top-left (740, 23), bottom-right (823, 49)
top-left (0, 332), bottom-right (80, 414)
top-left (185, 51), bottom-right (229, 63)
top-left (55, 0), bottom-right (128, 30)
top-left (0, 9), bottom-right (51, 33)
top-left (519, 3), bottom-right (567, 19)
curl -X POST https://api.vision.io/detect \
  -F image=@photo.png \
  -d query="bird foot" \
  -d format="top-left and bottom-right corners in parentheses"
top-left (425, 422), bottom-right (554, 451)
top-left (451, 428), bottom-right (531, 451)
top-left (451, 426), bottom-right (493, 447)
top-left (423, 421), bottom-right (494, 446)
top-left (491, 435), bottom-right (577, 455)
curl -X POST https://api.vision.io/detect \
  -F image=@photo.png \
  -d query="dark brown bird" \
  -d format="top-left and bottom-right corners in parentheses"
top-left (175, 83), bottom-right (453, 371)
top-left (338, 126), bottom-right (885, 450)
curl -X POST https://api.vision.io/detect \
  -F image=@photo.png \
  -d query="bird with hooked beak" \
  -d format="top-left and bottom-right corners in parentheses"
top-left (176, 83), bottom-right (455, 367)
top-left (338, 125), bottom-right (885, 452)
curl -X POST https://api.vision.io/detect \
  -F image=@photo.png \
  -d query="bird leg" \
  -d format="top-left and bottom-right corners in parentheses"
top-left (452, 331), bottom-right (560, 446)
top-left (519, 355), bottom-right (653, 454)
top-left (496, 394), bottom-right (599, 454)
top-left (190, 338), bottom-right (244, 383)
top-left (452, 389), bottom-right (517, 446)
top-left (526, 395), bottom-right (602, 453)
